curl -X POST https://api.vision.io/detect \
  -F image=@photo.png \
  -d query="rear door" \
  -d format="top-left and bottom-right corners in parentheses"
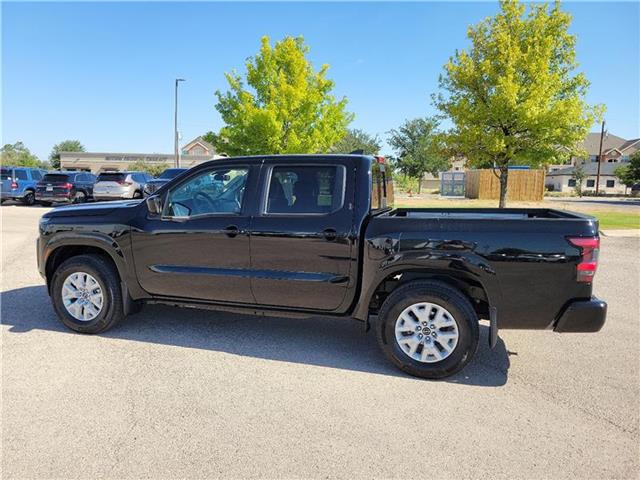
top-left (1, 168), bottom-right (14, 195)
top-left (249, 159), bottom-right (355, 312)
top-left (40, 173), bottom-right (70, 197)
top-left (133, 162), bottom-right (258, 303)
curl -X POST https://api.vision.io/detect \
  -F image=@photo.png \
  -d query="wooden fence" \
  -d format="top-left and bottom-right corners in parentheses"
top-left (465, 169), bottom-right (545, 201)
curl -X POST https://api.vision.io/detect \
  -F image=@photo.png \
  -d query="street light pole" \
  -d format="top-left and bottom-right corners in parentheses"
top-left (174, 78), bottom-right (185, 168)
top-left (595, 120), bottom-right (605, 195)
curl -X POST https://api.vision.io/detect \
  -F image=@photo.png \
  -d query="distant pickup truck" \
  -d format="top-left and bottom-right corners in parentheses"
top-left (37, 155), bottom-right (607, 379)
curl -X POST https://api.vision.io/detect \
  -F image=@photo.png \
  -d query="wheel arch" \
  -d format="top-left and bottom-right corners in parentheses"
top-left (355, 267), bottom-right (493, 323)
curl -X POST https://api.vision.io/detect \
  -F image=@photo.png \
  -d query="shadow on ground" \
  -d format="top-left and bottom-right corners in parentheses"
top-left (2, 285), bottom-right (511, 386)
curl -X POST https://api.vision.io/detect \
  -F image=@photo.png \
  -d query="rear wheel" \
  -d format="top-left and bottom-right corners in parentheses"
top-left (22, 191), bottom-right (35, 206)
top-left (51, 254), bottom-right (125, 334)
top-left (72, 190), bottom-right (87, 204)
top-left (376, 280), bottom-right (479, 379)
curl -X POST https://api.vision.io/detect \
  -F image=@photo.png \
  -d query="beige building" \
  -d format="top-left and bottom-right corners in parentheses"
top-left (548, 132), bottom-right (640, 172)
top-left (60, 137), bottom-right (224, 174)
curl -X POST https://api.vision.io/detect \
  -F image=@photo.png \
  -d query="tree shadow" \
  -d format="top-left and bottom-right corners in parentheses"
top-left (2, 285), bottom-right (510, 386)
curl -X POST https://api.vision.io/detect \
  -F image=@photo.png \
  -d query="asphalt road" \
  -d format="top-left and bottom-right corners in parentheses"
top-left (2, 204), bottom-right (639, 479)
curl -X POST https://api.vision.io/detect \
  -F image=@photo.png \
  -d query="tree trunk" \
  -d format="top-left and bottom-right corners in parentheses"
top-left (417, 176), bottom-right (422, 194)
top-left (498, 167), bottom-right (509, 208)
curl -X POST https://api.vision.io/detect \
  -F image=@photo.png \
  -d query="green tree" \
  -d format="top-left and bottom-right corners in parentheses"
top-left (0, 142), bottom-right (46, 168)
top-left (614, 151), bottom-right (640, 194)
top-left (387, 117), bottom-right (450, 193)
top-left (571, 163), bottom-right (587, 197)
top-left (129, 160), bottom-right (169, 177)
top-left (49, 140), bottom-right (85, 169)
top-left (214, 36), bottom-right (353, 156)
top-left (330, 129), bottom-right (381, 155)
top-left (434, 0), bottom-right (602, 207)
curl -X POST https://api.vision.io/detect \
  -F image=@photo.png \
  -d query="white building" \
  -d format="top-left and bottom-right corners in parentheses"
top-left (545, 163), bottom-right (627, 194)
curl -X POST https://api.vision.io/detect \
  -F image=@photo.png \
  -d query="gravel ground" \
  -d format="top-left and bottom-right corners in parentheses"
top-left (2, 204), bottom-right (639, 479)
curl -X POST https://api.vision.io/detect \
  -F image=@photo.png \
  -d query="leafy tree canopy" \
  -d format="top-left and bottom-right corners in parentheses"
top-left (330, 129), bottom-right (381, 155)
top-left (129, 160), bottom-right (169, 177)
top-left (214, 36), bottom-right (353, 156)
top-left (614, 151), bottom-right (640, 188)
top-left (1, 142), bottom-right (47, 168)
top-left (387, 117), bottom-right (450, 191)
top-left (434, 0), bottom-right (602, 206)
top-left (49, 140), bottom-right (85, 169)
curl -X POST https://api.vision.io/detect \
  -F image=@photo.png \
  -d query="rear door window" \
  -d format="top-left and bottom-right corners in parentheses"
top-left (265, 165), bottom-right (344, 215)
top-left (31, 170), bottom-right (43, 180)
top-left (14, 170), bottom-right (28, 180)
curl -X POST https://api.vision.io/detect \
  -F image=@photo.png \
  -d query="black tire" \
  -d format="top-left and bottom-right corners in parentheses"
top-left (22, 191), bottom-right (36, 206)
top-left (51, 254), bottom-right (125, 334)
top-left (376, 280), bottom-right (479, 379)
top-left (72, 190), bottom-right (87, 204)
top-left (39, 201), bottom-right (53, 207)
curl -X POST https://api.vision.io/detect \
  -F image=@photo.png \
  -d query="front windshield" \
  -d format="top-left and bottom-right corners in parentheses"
top-left (159, 168), bottom-right (185, 180)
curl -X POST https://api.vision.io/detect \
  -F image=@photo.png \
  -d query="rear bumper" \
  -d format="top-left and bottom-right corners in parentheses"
top-left (35, 192), bottom-right (71, 202)
top-left (554, 297), bottom-right (607, 333)
top-left (1, 191), bottom-right (26, 200)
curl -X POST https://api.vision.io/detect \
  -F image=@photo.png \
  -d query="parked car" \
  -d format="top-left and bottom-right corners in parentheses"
top-left (143, 168), bottom-right (187, 197)
top-left (0, 166), bottom-right (47, 205)
top-left (37, 154), bottom-right (607, 379)
top-left (93, 171), bottom-right (152, 201)
top-left (631, 183), bottom-right (640, 197)
top-left (36, 171), bottom-right (97, 206)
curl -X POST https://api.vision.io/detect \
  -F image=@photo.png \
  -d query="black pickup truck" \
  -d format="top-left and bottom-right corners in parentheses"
top-left (37, 154), bottom-right (607, 379)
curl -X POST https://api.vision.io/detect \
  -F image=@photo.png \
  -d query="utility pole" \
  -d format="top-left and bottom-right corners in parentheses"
top-left (595, 120), bottom-right (605, 195)
top-left (174, 78), bottom-right (185, 168)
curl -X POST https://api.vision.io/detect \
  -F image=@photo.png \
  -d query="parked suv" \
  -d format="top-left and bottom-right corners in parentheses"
top-left (93, 172), bottom-right (152, 201)
top-left (36, 171), bottom-right (97, 206)
top-left (143, 168), bottom-right (187, 197)
top-left (0, 167), bottom-right (47, 205)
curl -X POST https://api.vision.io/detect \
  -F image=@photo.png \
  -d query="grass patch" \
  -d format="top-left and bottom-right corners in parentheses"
top-left (590, 211), bottom-right (640, 230)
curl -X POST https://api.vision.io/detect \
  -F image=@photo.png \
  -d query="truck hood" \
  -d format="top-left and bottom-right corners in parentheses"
top-left (42, 200), bottom-right (142, 218)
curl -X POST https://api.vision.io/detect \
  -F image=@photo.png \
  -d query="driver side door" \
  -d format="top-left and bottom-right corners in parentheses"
top-left (133, 163), bottom-right (256, 304)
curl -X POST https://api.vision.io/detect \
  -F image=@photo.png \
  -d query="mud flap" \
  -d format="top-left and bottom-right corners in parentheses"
top-left (489, 306), bottom-right (498, 349)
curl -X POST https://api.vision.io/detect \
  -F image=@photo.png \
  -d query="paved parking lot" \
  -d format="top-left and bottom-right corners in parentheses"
top-left (2, 204), bottom-right (639, 479)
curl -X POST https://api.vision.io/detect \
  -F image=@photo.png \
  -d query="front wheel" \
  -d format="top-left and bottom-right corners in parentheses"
top-left (376, 280), bottom-right (479, 379)
top-left (50, 254), bottom-right (125, 334)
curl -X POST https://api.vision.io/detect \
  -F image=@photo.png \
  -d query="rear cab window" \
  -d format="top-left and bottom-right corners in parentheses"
top-left (370, 159), bottom-right (394, 211)
top-left (1, 168), bottom-right (13, 180)
top-left (265, 165), bottom-right (345, 215)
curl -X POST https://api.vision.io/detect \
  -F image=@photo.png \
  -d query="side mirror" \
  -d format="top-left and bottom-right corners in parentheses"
top-left (146, 195), bottom-right (163, 215)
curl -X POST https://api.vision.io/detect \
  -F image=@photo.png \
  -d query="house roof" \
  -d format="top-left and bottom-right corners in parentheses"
top-left (579, 132), bottom-right (640, 156)
top-left (547, 162), bottom-right (623, 177)
top-left (182, 136), bottom-right (215, 153)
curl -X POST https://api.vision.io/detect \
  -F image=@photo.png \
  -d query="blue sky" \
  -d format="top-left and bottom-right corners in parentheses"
top-left (2, 1), bottom-right (639, 160)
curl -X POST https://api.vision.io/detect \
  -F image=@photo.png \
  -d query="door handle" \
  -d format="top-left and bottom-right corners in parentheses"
top-left (224, 225), bottom-right (239, 238)
top-left (322, 228), bottom-right (337, 241)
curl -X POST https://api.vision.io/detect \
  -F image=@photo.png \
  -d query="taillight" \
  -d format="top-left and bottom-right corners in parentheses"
top-left (567, 236), bottom-right (600, 283)
top-left (10, 181), bottom-right (18, 189)
top-left (65, 183), bottom-right (73, 190)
